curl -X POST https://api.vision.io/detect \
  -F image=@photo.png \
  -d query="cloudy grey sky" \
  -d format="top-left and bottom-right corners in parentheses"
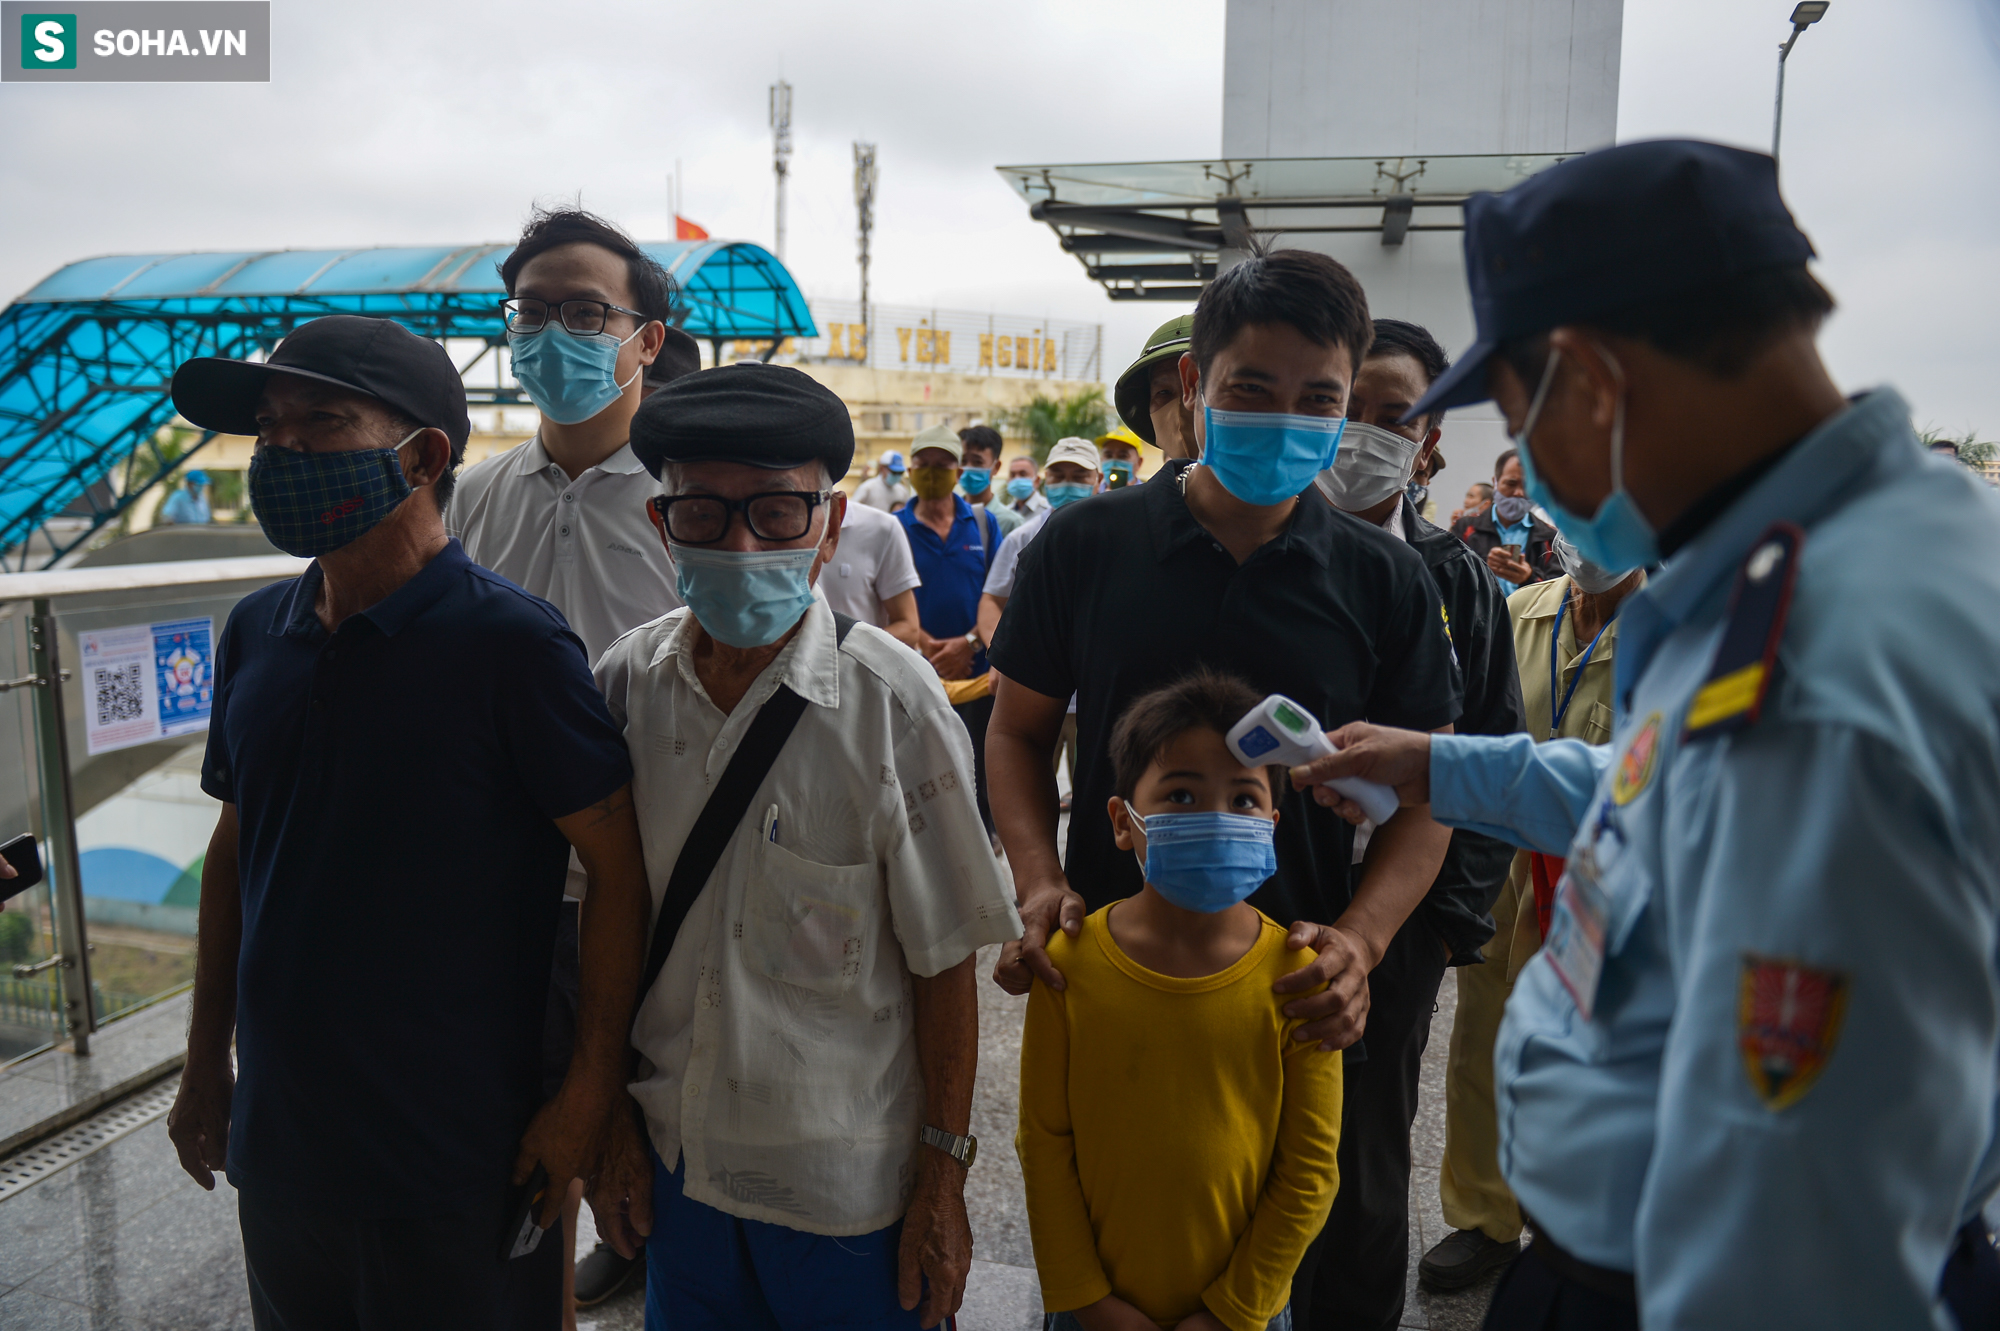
top-left (4, 0), bottom-right (1996, 436)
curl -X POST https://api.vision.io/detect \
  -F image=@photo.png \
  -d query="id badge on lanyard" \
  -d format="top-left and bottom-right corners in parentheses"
top-left (1543, 865), bottom-right (1609, 1021)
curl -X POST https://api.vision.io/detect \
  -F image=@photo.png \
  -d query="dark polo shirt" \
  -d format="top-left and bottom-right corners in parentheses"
top-left (201, 540), bottom-right (630, 1214)
top-left (989, 463), bottom-right (1462, 927)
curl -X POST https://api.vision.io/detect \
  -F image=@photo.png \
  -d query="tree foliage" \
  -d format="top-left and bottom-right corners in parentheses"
top-left (1918, 425), bottom-right (1996, 468)
top-left (995, 388), bottom-right (1116, 464)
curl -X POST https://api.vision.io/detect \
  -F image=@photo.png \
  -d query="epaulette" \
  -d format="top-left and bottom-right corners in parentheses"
top-left (1684, 521), bottom-right (1804, 740)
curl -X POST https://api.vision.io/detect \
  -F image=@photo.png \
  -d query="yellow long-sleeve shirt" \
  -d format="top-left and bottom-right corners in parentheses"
top-left (1015, 905), bottom-right (1344, 1331)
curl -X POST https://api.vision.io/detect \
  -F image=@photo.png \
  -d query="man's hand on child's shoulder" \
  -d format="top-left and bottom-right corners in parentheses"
top-left (993, 873), bottom-right (1086, 996)
top-left (1272, 920), bottom-right (1374, 1051)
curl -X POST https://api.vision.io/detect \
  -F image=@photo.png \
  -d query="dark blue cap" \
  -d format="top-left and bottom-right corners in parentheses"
top-left (1409, 140), bottom-right (1816, 420)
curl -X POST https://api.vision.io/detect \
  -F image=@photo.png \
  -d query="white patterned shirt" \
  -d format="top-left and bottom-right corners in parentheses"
top-left (594, 593), bottom-right (1022, 1235)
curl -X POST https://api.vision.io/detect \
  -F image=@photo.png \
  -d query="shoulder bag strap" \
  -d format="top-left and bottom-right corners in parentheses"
top-left (637, 612), bottom-right (857, 999)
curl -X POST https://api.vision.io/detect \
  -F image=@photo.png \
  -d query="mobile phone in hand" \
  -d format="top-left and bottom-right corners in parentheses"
top-left (0, 835), bottom-right (43, 902)
top-left (500, 1164), bottom-right (549, 1261)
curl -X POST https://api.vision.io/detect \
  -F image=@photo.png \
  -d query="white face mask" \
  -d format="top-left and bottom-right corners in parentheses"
top-left (1314, 420), bottom-right (1423, 512)
top-left (1553, 532), bottom-right (1636, 594)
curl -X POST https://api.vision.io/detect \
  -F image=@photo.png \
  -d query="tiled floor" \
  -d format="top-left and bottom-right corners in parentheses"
top-left (0, 943), bottom-right (1500, 1330)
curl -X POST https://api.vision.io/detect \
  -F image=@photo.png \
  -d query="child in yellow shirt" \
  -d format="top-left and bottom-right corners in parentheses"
top-left (1017, 669), bottom-right (1343, 1331)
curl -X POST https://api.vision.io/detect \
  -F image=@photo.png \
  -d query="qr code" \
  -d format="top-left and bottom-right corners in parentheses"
top-left (93, 664), bottom-right (144, 726)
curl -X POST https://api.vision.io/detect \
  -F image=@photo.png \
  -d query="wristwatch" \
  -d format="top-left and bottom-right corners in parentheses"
top-left (920, 1124), bottom-right (978, 1168)
top-left (963, 629), bottom-right (981, 649)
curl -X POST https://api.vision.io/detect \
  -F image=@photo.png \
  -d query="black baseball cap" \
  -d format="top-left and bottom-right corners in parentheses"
top-left (629, 362), bottom-right (854, 480)
top-left (171, 315), bottom-right (471, 449)
top-left (1408, 140), bottom-right (1817, 420)
top-left (643, 324), bottom-right (703, 388)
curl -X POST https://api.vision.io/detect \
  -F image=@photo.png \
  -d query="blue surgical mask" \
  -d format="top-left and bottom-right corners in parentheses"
top-left (509, 324), bottom-right (644, 426)
top-left (669, 544), bottom-right (821, 648)
top-left (959, 467), bottom-right (992, 496)
top-left (1005, 476), bottom-right (1037, 502)
top-left (1044, 482), bottom-right (1092, 509)
top-left (1514, 348), bottom-right (1659, 571)
top-left (1124, 801), bottom-right (1276, 913)
top-left (248, 432), bottom-right (418, 557)
top-left (1201, 406), bottom-right (1347, 506)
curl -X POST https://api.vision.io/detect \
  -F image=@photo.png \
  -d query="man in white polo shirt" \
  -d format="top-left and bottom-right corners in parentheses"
top-left (820, 499), bottom-right (924, 649)
top-left (451, 208), bottom-right (697, 665)
top-left (587, 363), bottom-right (1022, 1329)
top-left (447, 206), bottom-right (698, 1317)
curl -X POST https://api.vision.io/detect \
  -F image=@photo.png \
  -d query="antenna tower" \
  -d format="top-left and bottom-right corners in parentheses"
top-left (853, 141), bottom-right (877, 358)
top-left (769, 81), bottom-right (793, 260)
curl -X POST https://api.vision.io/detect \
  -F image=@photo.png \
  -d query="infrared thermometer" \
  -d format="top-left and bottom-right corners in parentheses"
top-left (1225, 694), bottom-right (1402, 826)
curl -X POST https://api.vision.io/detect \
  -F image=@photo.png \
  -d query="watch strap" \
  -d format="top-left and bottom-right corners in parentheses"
top-left (920, 1124), bottom-right (976, 1168)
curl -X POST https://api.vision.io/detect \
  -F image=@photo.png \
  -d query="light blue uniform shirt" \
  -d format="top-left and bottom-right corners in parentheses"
top-left (1429, 390), bottom-right (2000, 1329)
top-left (160, 488), bottom-right (210, 524)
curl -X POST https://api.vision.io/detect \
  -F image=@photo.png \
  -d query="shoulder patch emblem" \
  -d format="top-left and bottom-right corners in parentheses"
top-left (1685, 522), bottom-right (1804, 741)
top-left (1738, 954), bottom-right (1848, 1111)
top-left (1611, 711), bottom-right (1662, 805)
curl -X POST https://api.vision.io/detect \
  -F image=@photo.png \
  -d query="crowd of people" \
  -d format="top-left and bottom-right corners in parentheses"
top-left (150, 135), bottom-right (2000, 1331)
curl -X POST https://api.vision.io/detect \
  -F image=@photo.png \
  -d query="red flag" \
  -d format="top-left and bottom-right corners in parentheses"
top-left (675, 215), bottom-right (709, 241)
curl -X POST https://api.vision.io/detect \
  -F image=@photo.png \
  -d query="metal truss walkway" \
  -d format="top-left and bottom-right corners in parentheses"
top-left (0, 239), bottom-right (817, 569)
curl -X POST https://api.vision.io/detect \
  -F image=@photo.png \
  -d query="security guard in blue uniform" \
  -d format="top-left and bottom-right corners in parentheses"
top-left (1295, 140), bottom-right (2000, 1330)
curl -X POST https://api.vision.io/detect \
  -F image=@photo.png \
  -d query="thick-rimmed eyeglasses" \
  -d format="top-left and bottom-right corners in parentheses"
top-left (651, 491), bottom-right (831, 545)
top-left (501, 298), bottom-right (649, 336)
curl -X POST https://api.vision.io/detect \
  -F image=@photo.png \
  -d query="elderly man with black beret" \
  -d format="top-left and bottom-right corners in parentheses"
top-left (584, 363), bottom-right (1022, 1330)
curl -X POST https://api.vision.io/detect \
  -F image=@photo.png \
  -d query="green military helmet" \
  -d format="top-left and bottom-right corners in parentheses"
top-left (1113, 314), bottom-right (1194, 444)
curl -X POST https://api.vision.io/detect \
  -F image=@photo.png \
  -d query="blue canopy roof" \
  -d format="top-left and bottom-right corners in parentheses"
top-left (0, 240), bottom-right (817, 568)
top-left (14, 240), bottom-right (816, 338)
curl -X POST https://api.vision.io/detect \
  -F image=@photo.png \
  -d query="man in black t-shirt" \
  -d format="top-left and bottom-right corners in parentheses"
top-left (987, 251), bottom-right (1463, 1331)
top-left (1308, 317), bottom-right (1528, 1324)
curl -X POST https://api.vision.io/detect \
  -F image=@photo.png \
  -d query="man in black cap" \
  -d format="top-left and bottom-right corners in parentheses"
top-left (585, 363), bottom-right (1022, 1330)
top-left (1297, 140), bottom-right (2000, 1329)
top-left (162, 314), bottom-right (652, 1330)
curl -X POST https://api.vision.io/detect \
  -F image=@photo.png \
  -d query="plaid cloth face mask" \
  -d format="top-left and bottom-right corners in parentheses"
top-left (248, 432), bottom-right (417, 557)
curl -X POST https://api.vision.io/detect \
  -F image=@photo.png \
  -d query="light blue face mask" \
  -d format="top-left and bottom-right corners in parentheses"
top-left (1515, 348), bottom-right (1659, 571)
top-left (1005, 476), bottom-right (1037, 502)
top-left (959, 467), bottom-right (992, 496)
top-left (509, 323), bottom-right (645, 426)
top-left (669, 544), bottom-right (821, 648)
top-left (1124, 800), bottom-right (1277, 914)
top-left (1044, 482), bottom-right (1092, 509)
top-left (1201, 406), bottom-right (1347, 506)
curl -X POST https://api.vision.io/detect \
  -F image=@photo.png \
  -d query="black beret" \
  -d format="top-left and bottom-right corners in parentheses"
top-left (629, 362), bottom-right (854, 480)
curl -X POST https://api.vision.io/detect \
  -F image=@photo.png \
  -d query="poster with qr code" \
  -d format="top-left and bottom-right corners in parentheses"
top-left (77, 616), bottom-right (214, 755)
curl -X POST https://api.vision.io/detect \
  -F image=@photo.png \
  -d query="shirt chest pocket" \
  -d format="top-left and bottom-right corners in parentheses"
top-left (741, 807), bottom-right (879, 994)
top-left (1577, 700), bottom-right (1614, 745)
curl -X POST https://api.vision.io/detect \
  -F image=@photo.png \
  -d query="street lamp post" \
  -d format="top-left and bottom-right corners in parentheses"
top-left (1773, 2), bottom-right (1830, 161)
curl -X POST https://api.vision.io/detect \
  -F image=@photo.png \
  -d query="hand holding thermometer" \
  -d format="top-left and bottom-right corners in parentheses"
top-left (1226, 695), bottom-right (1402, 826)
